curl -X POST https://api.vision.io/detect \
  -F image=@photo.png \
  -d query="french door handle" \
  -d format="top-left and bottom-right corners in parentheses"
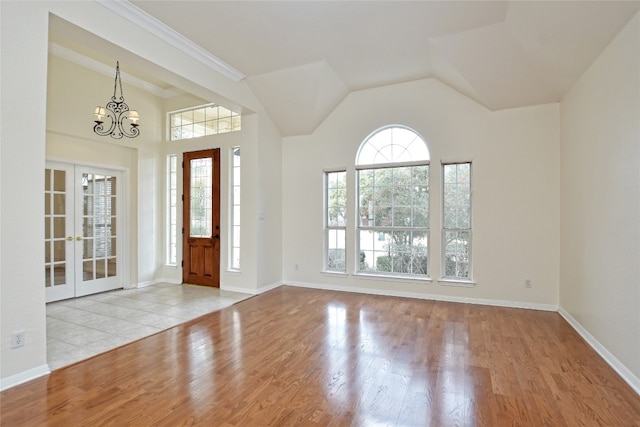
top-left (76, 236), bottom-right (83, 241)
top-left (66, 236), bottom-right (73, 241)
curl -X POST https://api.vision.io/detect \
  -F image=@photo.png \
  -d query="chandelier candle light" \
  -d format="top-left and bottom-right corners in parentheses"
top-left (93, 61), bottom-right (140, 139)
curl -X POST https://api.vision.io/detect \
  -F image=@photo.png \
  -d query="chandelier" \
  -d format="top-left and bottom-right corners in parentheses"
top-left (93, 61), bottom-right (140, 139)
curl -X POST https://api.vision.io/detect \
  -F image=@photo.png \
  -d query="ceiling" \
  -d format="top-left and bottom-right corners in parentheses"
top-left (53, 1), bottom-right (640, 136)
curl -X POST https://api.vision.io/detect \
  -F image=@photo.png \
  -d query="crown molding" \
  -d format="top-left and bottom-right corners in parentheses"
top-left (49, 42), bottom-right (181, 98)
top-left (96, 0), bottom-right (245, 83)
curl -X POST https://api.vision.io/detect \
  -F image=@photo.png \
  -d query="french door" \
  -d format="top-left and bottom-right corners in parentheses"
top-left (182, 149), bottom-right (221, 287)
top-left (45, 162), bottom-right (124, 302)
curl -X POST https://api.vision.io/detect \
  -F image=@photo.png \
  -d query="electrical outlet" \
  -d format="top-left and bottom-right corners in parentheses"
top-left (524, 279), bottom-right (532, 288)
top-left (11, 331), bottom-right (25, 348)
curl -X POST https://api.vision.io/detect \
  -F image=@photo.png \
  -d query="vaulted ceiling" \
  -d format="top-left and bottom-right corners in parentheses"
top-left (55, 1), bottom-right (640, 137)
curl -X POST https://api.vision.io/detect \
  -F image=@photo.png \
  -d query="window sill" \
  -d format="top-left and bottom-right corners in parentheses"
top-left (439, 278), bottom-right (476, 287)
top-left (353, 272), bottom-right (432, 284)
top-left (321, 270), bottom-right (349, 277)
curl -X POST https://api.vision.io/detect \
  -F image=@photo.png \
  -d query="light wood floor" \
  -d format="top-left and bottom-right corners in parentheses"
top-left (2, 286), bottom-right (639, 426)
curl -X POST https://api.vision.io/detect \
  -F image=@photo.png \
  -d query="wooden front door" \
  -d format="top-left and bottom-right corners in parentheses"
top-left (182, 149), bottom-right (220, 287)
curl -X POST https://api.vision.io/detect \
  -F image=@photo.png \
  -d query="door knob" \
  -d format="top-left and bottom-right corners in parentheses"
top-left (76, 236), bottom-right (83, 241)
top-left (66, 236), bottom-right (73, 241)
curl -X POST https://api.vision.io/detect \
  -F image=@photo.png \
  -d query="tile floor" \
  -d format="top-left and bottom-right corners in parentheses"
top-left (46, 282), bottom-right (252, 370)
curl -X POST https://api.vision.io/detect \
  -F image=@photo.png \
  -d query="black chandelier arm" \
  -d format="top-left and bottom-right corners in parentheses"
top-left (93, 113), bottom-right (117, 137)
top-left (117, 112), bottom-right (140, 138)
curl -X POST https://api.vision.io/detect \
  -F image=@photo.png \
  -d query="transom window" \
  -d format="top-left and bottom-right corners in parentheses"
top-left (356, 126), bottom-right (430, 277)
top-left (169, 103), bottom-right (241, 141)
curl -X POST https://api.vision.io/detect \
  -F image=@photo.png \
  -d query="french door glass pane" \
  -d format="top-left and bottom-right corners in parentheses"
top-left (44, 168), bottom-right (68, 290)
top-left (82, 173), bottom-right (117, 282)
top-left (53, 170), bottom-right (66, 192)
top-left (108, 259), bottom-right (117, 277)
top-left (53, 217), bottom-right (65, 238)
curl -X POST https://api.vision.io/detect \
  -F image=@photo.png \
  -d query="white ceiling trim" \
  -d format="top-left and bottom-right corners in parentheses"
top-left (49, 42), bottom-right (181, 98)
top-left (96, 0), bottom-right (245, 83)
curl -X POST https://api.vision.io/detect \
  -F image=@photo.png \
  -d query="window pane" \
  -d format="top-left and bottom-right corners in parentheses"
top-left (356, 126), bottom-right (429, 165)
top-left (45, 265), bottom-right (51, 287)
top-left (327, 229), bottom-right (346, 271)
top-left (327, 171), bottom-right (346, 227)
top-left (218, 106), bottom-right (232, 119)
top-left (205, 120), bottom-right (218, 136)
top-left (53, 217), bottom-right (65, 238)
top-left (218, 117), bottom-right (232, 133)
top-left (193, 122), bottom-right (206, 138)
top-left (205, 106), bottom-right (218, 121)
top-left (231, 115), bottom-right (242, 131)
top-left (444, 230), bottom-right (469, 278)
top-left (45, 169), bottom-right (51, 191)
top-left (181, 110), bottom-right (194, 125)
top-left (373, 207), bottom-right (392, 227)
top-left (53, 264), bottom-right (66, 286)
top-left (193, 108), bottom-right (206, 123)
top-left (190, 158), bottom-right (213, 238)
top-left (358, 229), bottom-right (428, 276)
top-left (393, 207), bottom-right (412, 227)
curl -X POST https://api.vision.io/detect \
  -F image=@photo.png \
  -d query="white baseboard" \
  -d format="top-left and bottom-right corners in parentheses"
top-left (0, 364), bottom-right (50, 392)
top-left (222, 281), bottom-right (283, 295)
top-left (558, 307), bottom-right (640, 395)
top-left (257, 281), bottom-right (283, 294)
top-left (287, 281), bottom-right (558, 312)
top-left (137, 278), bottom-right (181, 288)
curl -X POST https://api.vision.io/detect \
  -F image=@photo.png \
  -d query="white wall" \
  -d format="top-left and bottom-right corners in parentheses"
top-left (560, 12), bottom-right (640, 384)
top-left (283, 78), bottom-right (560, 308)
top-left (256, 115), bottom-right (283, 290)
top-left (0, 1), bottom-right (50, 385)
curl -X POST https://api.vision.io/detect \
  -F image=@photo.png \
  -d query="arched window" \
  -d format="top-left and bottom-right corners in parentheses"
top-left (356, 126), bottom-right (430, 277)
top-left (356, 126), bottom-right (429, 165)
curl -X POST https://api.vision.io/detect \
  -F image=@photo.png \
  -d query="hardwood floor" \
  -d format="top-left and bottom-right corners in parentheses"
top-left (2, 286), bottom-right (639, 426)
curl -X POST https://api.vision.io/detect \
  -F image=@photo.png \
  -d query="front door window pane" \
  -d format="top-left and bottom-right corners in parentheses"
top-left (190, 158), bottom-right (213, 237)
